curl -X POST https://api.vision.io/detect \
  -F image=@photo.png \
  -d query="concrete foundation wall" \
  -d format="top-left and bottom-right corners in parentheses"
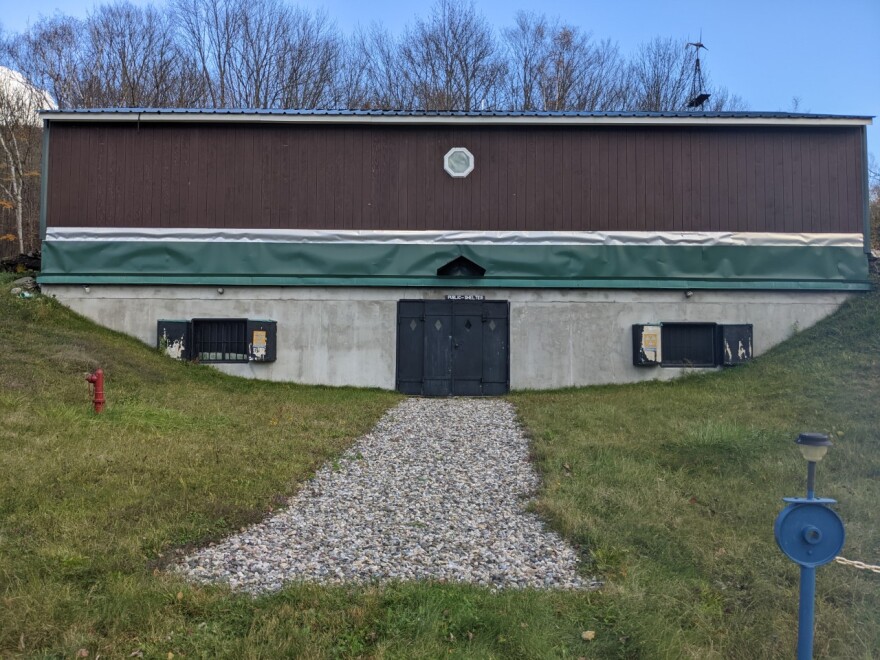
top-left (41, 285), bottom-right (852, 390)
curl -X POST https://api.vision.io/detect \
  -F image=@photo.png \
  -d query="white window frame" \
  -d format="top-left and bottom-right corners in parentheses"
top-left (444, 147), bottom-right (475, 178)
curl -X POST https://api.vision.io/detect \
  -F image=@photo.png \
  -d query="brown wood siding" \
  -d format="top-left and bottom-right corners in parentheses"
top-left (46, 122), bottom-right (866, 233)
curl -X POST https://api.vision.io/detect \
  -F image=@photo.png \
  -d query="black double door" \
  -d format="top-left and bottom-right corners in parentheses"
top-left (396, 299), bottom-right (509, 396)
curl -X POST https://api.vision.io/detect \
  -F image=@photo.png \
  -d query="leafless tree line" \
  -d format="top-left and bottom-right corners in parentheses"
top-left (1, 0), bottom-right (742, 112)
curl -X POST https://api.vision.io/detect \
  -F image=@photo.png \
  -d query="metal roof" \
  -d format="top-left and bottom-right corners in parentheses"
top-left (40, 108), bottom-right (873, 127)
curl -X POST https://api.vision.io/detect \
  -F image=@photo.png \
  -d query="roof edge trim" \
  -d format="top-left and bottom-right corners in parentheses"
top-left (40, 110), bottom-right (873, 127)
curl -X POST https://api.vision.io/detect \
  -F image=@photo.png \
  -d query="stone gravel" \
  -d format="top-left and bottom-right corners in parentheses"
top-left (175, 398), bottom-right (595, 594)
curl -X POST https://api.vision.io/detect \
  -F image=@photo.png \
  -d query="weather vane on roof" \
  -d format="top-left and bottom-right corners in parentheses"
top-left (686, 33), bottom-right (711, 109)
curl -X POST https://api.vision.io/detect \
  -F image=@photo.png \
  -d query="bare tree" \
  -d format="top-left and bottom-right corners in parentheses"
top-left (567, 38), bottom-right (627, 110)
top-left (83, 2), bottom-right (201, 107)
top-left (354, 25), bottom-right (416, 109)
top-left (503, 12), bottom-right (549, 110)
top-left (399, 0), bottom-right (505, 111)
top-left (4, 2), bottom-right (747, 115)
top-left (173, 0), bottom-right (241, 107)
top-left (4, 16), bottom-right (87, 109)
top-left (276, 8), bottom-right (341, 109)
top-left (623, 36), bottom-right (694, 111)
top-left (503, 12), bottom-right (626, 111)
top-left (538, 27), bottom-right (626, 111)
top-left (539, 25), bottom-right (589, 110)
top-left (0, 68), bottom-right (47, 254)
top-left (332, 36), bottom-right (371, 108)
top-left (5, 8), bottom-right (203, 109)
top-left (226, 0), bottom-right (292, 107)
top-left (172, 0), bottom-right (341, 109)
top-left (622, 36), bottom-right (742, 112)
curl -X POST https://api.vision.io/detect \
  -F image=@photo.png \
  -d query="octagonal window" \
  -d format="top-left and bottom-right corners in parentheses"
top-left (444, 147), bottom-right (474, 178)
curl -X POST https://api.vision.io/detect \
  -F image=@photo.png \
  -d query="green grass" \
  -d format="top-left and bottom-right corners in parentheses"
top-left (1, 272), bottom-right (878, 658)
top-left (512, 279), bottom-right (880, 659)
top-left (0, 277), bottom-right (401, 657)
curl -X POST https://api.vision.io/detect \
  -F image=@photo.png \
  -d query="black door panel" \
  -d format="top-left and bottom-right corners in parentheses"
top-left (396, 301), bottom-right (425, 394)
top-left (423, 301), bottom-right (453, 396)
top-left (481, 302), bottom-right (509, 395)
top-left (452, 309), bottom-right (483, 395)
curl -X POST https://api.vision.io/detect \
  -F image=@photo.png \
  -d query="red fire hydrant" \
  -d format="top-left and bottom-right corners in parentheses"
top-left (86, 368), bottom-right (105, 413)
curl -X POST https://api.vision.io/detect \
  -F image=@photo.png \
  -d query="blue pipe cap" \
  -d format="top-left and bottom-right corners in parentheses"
top-left (775, 502), bottom-right (845, 567)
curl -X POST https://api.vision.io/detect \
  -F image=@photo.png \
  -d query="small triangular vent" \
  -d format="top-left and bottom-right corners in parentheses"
top-left (437, 256), bottom-right (486, 278)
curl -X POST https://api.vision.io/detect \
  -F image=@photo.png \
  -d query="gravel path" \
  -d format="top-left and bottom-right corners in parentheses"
top-left (176, 398), bottom-right (594, 593)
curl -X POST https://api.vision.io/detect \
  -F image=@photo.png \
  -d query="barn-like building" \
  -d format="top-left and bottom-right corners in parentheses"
top-left (38, 109), bottom-right (872, 394)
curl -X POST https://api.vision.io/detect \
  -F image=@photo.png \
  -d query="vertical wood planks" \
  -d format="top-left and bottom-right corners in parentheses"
top-left (44, 121), bottom-right (865, 235)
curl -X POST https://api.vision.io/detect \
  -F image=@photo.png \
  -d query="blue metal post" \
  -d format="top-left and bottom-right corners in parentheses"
top-left (800, 459), bottom-right (817, 658)
top-left (797, 565), bottom-right (816, 660)
top-left (773, 433), bottom-right (846, 660)
top-left (776, 433), bottom-right (844, 660)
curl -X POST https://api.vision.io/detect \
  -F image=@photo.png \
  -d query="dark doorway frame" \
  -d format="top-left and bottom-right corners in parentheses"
top-left (396, 299), bottom-right (510, 396)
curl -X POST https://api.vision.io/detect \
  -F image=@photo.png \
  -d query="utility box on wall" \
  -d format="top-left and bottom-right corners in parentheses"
top-left (247, 320), bottom-right (277, 362)
top-left (157, 320), bottom-right (192, 360)
top-left (632, 324), bottom-right (662, 365)
top-left (720, 324), bottom-right (753, 365)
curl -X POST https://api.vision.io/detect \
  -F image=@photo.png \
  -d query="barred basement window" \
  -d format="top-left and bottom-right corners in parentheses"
top-left (660, 323), bottom-right (718, 367)
top-left (192, 318), bottom-right (248, 363)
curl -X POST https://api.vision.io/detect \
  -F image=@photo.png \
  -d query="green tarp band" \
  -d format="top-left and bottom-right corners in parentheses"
top-left (39, 241), bottom-right (870, 290)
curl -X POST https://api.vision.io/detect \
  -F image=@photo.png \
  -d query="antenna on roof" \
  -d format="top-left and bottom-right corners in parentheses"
top-left (686, 32), bottom-right (711, 109)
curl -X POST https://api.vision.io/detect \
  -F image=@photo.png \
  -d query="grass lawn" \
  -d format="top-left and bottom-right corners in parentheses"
top-left (1, 272), bottom-right (878, 658)
top-left (512, 278), bottom-right (880, 659)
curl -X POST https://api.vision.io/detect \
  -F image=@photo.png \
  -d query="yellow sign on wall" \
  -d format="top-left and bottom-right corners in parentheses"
top-left (641, 325), bottom-right (661, 363)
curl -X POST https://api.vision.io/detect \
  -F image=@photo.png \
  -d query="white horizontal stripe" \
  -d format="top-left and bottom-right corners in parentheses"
top-left (44, 228), bottom-right (865, 248)
top-left (42, 112), bottom-right (872, 127)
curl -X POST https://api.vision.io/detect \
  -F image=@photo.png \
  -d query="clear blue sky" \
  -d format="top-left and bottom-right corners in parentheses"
top-left (4, 0), bottom-right (878, 161)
